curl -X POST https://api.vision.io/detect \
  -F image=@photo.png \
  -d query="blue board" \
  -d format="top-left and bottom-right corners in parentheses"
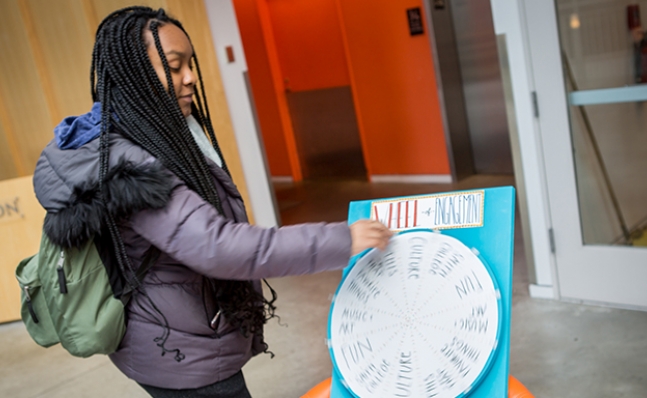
top-left (328, 186), bottom-right (515, 397)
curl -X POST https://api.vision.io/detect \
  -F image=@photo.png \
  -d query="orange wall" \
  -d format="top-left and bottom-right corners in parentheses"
top-left (336, 0), bottom-right (450, 175)
top-left (235, 0), bottom-right (450, 177)
top-left (233, 0), bottom-right (292, 177)
top-left (267, 0), bottom-right (349, 92)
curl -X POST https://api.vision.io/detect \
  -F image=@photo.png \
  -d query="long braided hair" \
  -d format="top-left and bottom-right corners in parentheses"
top-left (92, 6), bottom-right (276, 357)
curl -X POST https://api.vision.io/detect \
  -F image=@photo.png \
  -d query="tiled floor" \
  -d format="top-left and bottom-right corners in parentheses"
top-left (1, 175), bottom-right (646, 397)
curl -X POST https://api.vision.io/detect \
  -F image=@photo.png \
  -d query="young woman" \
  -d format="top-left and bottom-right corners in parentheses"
top-left (33, 6), bottom-right (391, 398)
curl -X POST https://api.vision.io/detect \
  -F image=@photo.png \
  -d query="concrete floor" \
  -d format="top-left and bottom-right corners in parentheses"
top-left (1, 175), bottom-right (646, 397)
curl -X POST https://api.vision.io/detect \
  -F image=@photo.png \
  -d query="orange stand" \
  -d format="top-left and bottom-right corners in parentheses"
top-left (301, 375), bottom-right (534, 398)
top-left (508, 375), bottom-right (535, 398)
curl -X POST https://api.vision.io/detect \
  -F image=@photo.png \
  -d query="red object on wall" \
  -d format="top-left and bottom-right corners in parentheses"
top-left (641, 45), bottom-right (647, 83)
top-left (628, 4), bottom-right (641, 30)
top-left (627, 4), bottom-right (647, 83)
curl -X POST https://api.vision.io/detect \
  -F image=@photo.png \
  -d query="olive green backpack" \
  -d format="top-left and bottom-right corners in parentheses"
top-left (15, 233), bottom-right (157, 357)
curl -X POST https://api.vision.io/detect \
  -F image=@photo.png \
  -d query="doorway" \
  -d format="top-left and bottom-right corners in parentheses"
top-left (265, 0), bottom-right (367, 181)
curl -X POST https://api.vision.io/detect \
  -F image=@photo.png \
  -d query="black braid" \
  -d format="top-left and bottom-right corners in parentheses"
top-left (91, 6), bottom-right (277, 356)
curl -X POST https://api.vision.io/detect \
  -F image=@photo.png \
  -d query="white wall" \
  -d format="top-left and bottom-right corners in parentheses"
top-left (203, 0), bottom-right (279, 228)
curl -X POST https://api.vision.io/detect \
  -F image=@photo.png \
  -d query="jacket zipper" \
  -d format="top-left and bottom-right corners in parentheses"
top-left (210, 309), bottom-right (222, 330)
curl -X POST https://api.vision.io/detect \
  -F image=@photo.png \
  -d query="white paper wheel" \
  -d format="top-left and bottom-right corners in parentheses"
top-left (329, 230), bottom-right (501, 398)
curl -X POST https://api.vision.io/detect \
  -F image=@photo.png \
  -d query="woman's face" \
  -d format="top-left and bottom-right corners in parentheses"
top-left (145, 23), bottom-right (196, 117)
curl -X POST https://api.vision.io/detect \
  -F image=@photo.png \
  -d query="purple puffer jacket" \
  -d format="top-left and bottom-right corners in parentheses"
top-left (34, 130), bottom-right (351, 389)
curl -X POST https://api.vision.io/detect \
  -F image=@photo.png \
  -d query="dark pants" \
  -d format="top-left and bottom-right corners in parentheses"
top-left (139, 371), bottom-right (252, 398)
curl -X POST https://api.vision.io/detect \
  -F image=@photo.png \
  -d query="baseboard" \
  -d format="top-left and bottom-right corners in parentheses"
top-left (370, 174), bottom-right (452, 184)
top-left (560, 297), bottom-right (647, 312)
top-left (271, 176), bottom-right (294, 183)
top-left (529, 284), bottom-right (555, 299)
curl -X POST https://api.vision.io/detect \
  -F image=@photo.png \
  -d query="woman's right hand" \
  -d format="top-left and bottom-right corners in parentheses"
top-left (349, 219), bottom-right (393, 256)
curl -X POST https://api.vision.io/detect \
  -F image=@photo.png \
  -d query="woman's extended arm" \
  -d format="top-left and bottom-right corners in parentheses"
top-left (129, 183), bottom-right (391, 280)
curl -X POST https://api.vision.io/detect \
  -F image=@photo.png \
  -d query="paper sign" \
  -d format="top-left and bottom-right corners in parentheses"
top-left (371, 191), bottom-right (484, 231)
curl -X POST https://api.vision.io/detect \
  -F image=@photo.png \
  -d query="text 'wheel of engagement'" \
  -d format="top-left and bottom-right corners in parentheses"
top-left (329, 230), bottom-right (501, 398)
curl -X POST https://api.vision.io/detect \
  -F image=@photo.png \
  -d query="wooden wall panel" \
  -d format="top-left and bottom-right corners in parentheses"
top-left (89, 0), bottom-right (168, 24)
top-left (0, 0), bottom-right (55, 178)
top-left (22, 0), bottom-right (95, 121)
top-left (167, 0), bottom-right (254, 222)
top-left (0, 97), bottom-right (20, 180)
top-left (0, 177), bottom-right (46, 323)
top-left (0, 135), bottom-right (18, 180)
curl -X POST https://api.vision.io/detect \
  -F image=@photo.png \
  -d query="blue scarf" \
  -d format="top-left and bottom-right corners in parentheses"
top-left (54, 102), bottom-right (102, 149)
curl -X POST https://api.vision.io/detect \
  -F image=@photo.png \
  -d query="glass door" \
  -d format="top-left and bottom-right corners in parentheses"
top-left (524, 0), bottom-right (647, 308)
top-left (558, 0), bottom-right (647, 247)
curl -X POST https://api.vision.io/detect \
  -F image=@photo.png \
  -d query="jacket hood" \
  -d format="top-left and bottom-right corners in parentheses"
top-left (34, 133), bottom-right (175, 249)
top-left (54, 102), bottom-right (102, 150)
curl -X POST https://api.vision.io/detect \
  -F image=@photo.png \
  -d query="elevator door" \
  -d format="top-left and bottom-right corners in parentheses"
top-left (451, 0), bottom-right (512, 174)
top-left (430, 0), bottom-right (513, 176)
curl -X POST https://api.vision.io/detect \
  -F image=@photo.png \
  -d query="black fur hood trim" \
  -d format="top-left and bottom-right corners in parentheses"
top-left (42, 160), bottom-right (174, 249)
